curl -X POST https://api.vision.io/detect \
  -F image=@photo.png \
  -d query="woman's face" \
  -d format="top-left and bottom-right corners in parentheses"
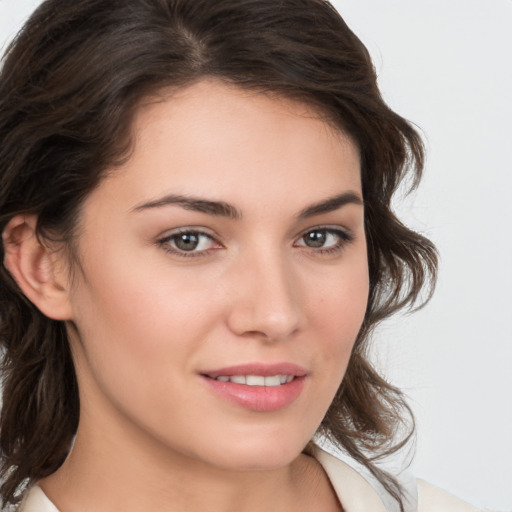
top-left (65, 79), bottom-right (369, 471)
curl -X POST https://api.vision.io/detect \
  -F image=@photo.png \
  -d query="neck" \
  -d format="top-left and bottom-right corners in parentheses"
top-left (39, 416), bottom-right (337, 512)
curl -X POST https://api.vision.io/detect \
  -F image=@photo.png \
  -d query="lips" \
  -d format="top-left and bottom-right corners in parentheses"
top-left (200, 363), bottom-right (307, 412)
top-left (202, 362), bottom-right (307, 379)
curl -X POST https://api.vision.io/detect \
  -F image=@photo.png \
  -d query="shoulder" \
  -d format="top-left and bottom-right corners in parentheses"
top-left (312, 444), bottom-right (487, 512)
top-left (13, 486), bottom-right (59, 512)
top-left (417, 479), bottom-right (483, 512)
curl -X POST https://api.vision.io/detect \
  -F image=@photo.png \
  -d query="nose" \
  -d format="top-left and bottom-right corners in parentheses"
top-left (225, 249), bottom-right (302, 342)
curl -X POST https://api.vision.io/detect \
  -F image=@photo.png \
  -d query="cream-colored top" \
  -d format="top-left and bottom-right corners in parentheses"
top-left (17, 447), bottom-right (485, 512)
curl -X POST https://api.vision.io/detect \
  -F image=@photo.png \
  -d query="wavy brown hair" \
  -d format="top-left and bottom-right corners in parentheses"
top-left (0, 0), bottom-right (437, 509)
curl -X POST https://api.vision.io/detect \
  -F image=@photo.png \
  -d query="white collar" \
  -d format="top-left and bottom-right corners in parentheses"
top-left (311, 445), bottom-right (388, 512)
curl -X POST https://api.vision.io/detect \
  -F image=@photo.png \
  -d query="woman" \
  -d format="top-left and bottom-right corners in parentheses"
top-left (0, 1), bottom-right (480, 511)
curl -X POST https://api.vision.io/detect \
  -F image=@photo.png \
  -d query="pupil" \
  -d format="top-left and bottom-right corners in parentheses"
top-left (175, 233), bottom-right (199, 251)
top-left (305, 230), bottom-right (326, 248)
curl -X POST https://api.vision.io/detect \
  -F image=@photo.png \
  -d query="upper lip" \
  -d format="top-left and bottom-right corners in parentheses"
top-left (201, 362), bottom-right (308, 379)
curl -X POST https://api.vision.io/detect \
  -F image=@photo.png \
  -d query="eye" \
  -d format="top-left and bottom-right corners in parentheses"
top-left (158, 229), bottom-right (221, 256)
top-left (295, 227), bottom-right (352, 253)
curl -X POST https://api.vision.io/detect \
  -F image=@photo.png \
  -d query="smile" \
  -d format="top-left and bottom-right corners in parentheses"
top-left (211, 375), bottom-right (295, 386)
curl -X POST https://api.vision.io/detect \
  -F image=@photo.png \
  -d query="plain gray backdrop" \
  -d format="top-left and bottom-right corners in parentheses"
top-left (1, 1), bottom-right (511, 510)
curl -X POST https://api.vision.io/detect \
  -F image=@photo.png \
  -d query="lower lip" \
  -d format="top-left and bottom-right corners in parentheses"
top-left (201, 376), bottom-right (306, 412)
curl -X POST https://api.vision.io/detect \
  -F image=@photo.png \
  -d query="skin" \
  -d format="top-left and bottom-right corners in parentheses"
top-left (10, 79), bottom-right (369, 512)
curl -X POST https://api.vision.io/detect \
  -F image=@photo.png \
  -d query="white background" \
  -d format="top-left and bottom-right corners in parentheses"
top-left (1, 1), bottom-right (511, 510)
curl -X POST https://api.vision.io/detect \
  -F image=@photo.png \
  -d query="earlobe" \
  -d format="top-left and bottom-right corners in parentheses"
top-left (2, 215), bottom-right (74, 321)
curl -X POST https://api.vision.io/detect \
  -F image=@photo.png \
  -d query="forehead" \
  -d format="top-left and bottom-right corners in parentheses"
top-left (92, 79), bottom-right (362, 218)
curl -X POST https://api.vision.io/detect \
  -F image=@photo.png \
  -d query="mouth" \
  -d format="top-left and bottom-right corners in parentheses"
top-left (200, 363), bottom-right (307, 411)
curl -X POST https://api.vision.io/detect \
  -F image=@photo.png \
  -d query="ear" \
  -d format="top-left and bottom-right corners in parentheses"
top-left (2, 215), bottom-right (74, 320)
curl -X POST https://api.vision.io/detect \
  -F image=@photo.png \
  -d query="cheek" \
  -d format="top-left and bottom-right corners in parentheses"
top-left (309, 257), bottom-right (369, 375)
top-left (68, 245), bottom-right (224, 396)
top-left (74, 244), bottom-right (212, 339)
top-left (68, 258), bottom-right (221, 436)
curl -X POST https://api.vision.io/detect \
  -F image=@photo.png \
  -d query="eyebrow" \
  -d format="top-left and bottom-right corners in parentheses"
top-left (297, 191), bottom-right (363, 219)
top-left (132, 194), bottom-right (241, 219)
top-left (131, 191), bottom-right (363, 219)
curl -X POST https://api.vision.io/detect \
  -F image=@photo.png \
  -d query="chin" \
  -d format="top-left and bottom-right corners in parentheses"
top-left (192, 429), bottom-right (311, 472)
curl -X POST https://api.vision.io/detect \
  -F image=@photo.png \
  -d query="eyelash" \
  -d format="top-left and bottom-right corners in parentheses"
top-left (157, 228), bottom-right (222, 258)
top-left (294, 227), bottom-right (354, 256)
top-left (157, 226), bottom-right (354, 259)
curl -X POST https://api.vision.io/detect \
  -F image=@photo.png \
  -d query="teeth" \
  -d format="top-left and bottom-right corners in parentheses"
top-left (246, 375), bottom-right (265, 386)
top-left (264, 375), bottom-right (281, 386)
top-left (214, 374), bottom-right (295, 386)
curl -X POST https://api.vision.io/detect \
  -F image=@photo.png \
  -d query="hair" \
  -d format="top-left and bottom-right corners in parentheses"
top-left (0, 0), bottom-right (437, 509)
